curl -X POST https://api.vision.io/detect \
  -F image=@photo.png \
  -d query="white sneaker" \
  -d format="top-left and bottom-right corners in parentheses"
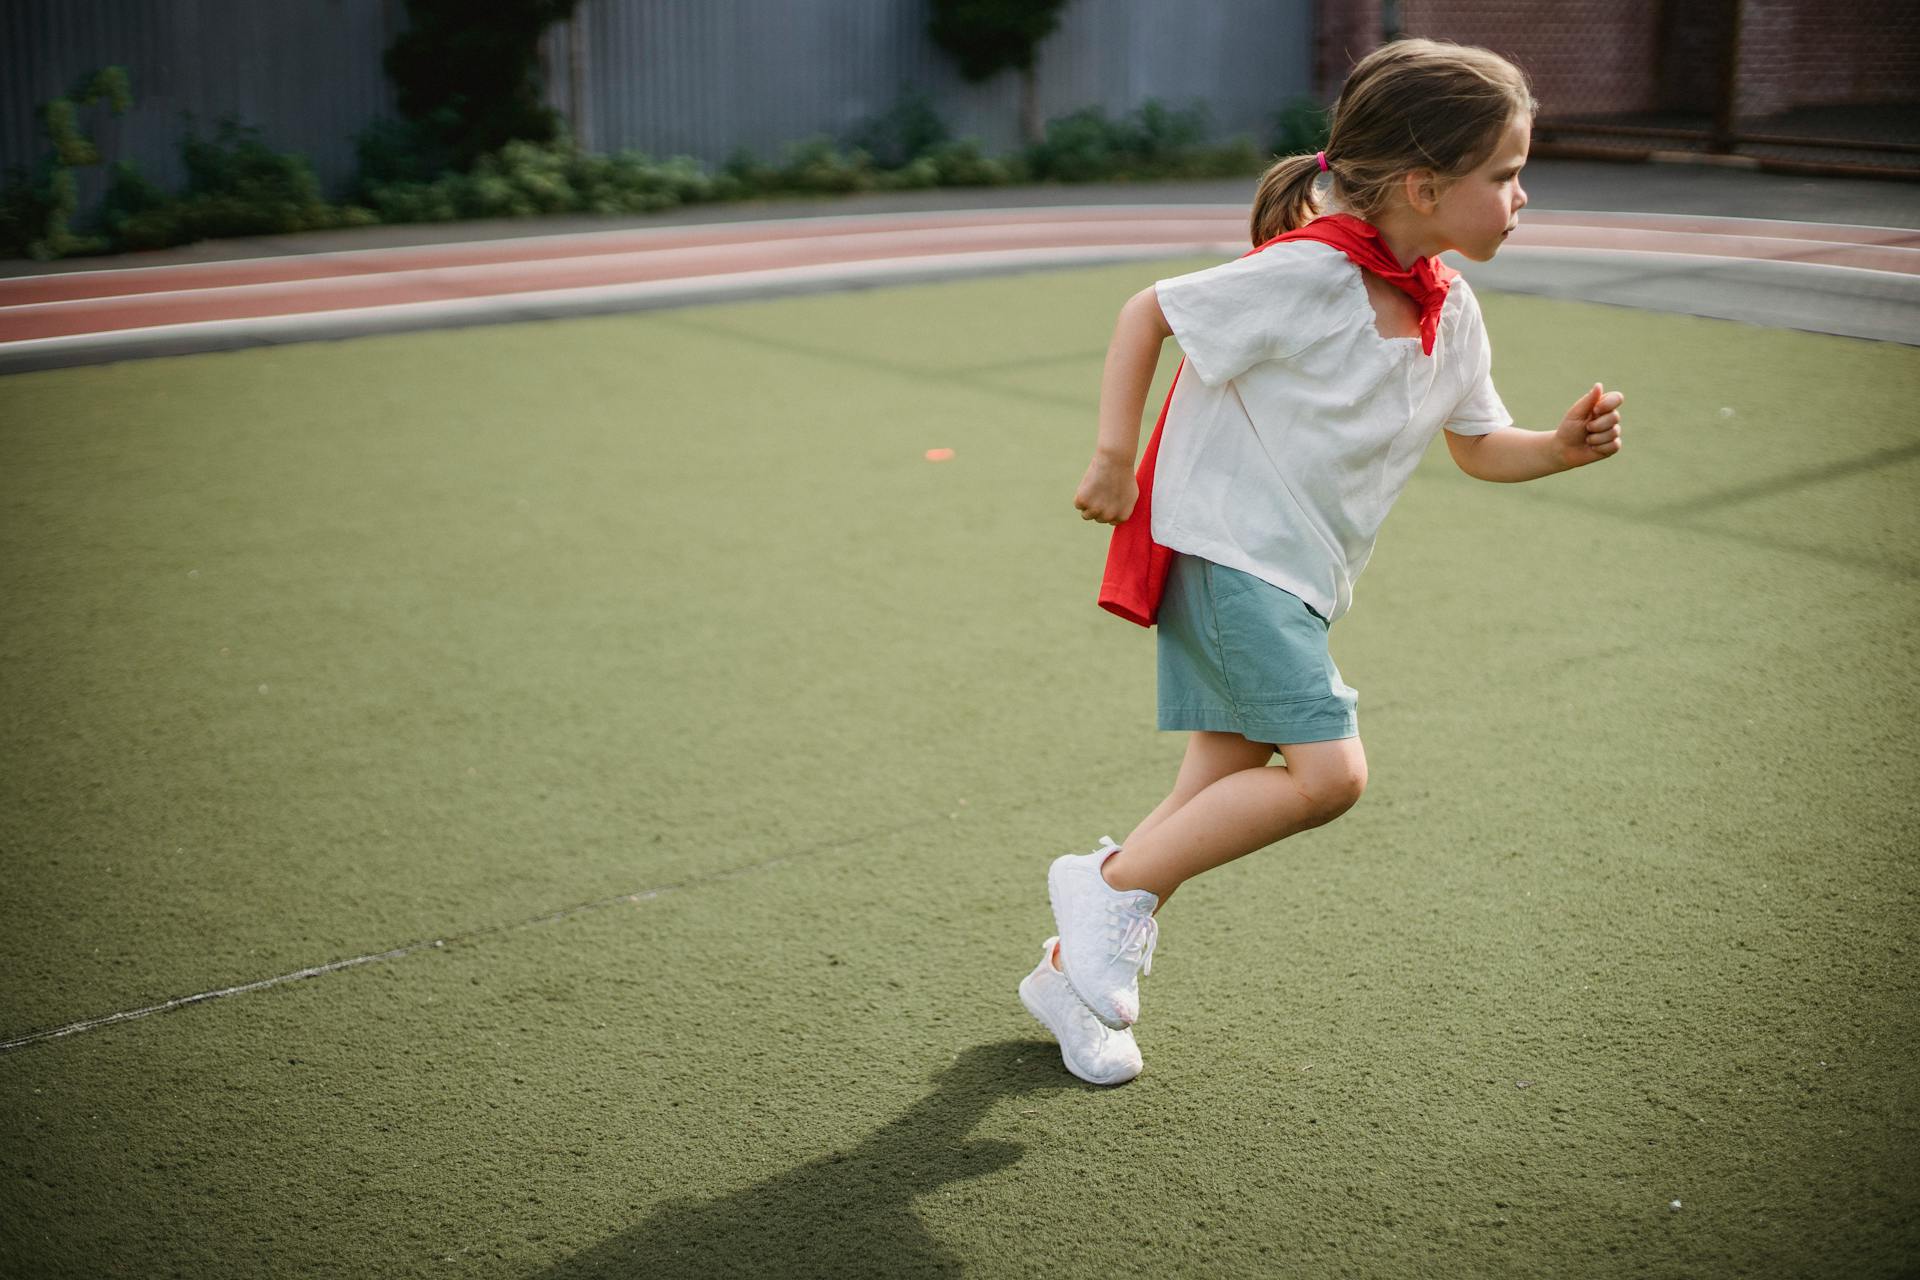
top-left (1018, 936), bottom-right (1143, 1085)
top-left (1047, 836), bottom-right (1159, 1029)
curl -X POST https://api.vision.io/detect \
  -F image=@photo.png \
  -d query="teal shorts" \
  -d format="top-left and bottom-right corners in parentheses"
top-left (1156, 553), bottom-right (1359, 746)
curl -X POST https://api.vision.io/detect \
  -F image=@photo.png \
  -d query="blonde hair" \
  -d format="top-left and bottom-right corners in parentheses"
top-left (1250, 37), bottom-right (1539, 246)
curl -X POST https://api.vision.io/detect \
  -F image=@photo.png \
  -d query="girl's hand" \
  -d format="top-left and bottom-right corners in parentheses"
top-left (1074, 454), bottom-right (1139, 524)
top-left (1556, 382), bottom-right (1624, 468)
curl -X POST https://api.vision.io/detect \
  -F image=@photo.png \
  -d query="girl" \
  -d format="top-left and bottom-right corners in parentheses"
top-left (1018, 37), bottom-right (1625, 1086)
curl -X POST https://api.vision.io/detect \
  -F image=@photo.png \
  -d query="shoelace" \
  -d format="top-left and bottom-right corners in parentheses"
top-left (1106, 907), bottom-right (1157, 977)
top-left (1087, 836), bottom-right (1155, 978)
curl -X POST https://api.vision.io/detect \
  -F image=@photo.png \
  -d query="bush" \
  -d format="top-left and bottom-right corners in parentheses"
top-left (923, 139), bottom-right (1015, 187)
top-left (351, 112), bottom-right (462, 194)
top-left (774, 135), bottom-right (882, 194)
top-left (1269, 95), bottom-right (1333, 156)
top-left (847, 87), bottom-right (952, 169)
top-left (359, 134), bottom-right (721, 223)
top-left (0, 66), bottom-right (132, 259)
top-left (0, 69), bottom-right (378, 259)
top-left (3, 75), bottom-right (1289, 261)
top-left (93, 161), bottom-right (173, 242)
top-left (109, 117), bottom-right (375, 250)
top-left (1025, 100), bottom-right (1261, 182)
top-left (577, 150), bottom-right (718, 213)
top-left (0, 161), bottom-right (107, 260)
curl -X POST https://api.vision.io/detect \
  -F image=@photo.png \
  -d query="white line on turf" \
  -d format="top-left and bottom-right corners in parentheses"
top-left (0, 822), bottom-right (912, 1054)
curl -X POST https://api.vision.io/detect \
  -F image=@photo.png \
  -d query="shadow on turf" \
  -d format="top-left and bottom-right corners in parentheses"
top-left (533, 1038), bottom-right (1091, 1278)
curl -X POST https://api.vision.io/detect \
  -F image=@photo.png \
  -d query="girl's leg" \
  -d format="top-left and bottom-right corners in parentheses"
top-left (1123, 730), bottom-right (1275, 848)
top-left (1099, 735), bottom-right (1367, 907)
top-left (1051, 732), bottom-right (1276, 972)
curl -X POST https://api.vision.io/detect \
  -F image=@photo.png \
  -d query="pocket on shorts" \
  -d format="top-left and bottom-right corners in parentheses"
top-left (1210, 577), bottom-right (1344, 708)
top-left (1201, 560), bottom-right (1266, 604)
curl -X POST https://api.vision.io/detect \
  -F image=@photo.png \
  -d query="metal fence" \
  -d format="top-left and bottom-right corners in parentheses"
top-left (538, 0), bottom-right (1313, 166)
top-left (1, 0), bottom-right (404, 203)
top-left (3, 0), bottom-right (1316, 207)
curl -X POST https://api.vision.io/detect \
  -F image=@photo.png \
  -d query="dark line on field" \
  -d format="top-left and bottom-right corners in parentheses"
top-left (1641, 439), bottom-right (1920, 518)
top-left (956, 347), bottom-right (1112, 376)
top-left (0, 753), bottom-right (1173, 1054)
top-left (1435, 463), bottom-right (1920, 582)
top-left (653, 314), bottom-right (1101, 411)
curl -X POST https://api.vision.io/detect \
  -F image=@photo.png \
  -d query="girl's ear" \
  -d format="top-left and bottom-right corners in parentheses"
top-left (1402, 168), bottom-right (1442, 215)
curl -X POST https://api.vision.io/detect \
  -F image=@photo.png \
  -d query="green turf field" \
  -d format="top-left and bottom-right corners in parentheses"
top-left (2, 259), bottom-right (1917, 1277)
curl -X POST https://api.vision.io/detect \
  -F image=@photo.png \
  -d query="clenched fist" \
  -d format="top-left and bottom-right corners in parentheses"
top-left (1075, 455), bottom-right (1139, 525)
top-left (1557, 382), bottom-right (1624, 468)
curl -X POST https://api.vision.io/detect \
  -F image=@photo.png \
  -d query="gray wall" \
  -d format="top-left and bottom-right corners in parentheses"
top-left (2, 0), bottom-right (405, 203)
top-left (4, 0), bottom-right (1316, 206)
top-left (546, 0), bottom-right (1316, 164)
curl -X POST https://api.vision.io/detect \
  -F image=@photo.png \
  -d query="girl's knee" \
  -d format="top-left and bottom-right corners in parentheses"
top-left (1287, 740), bottom-right (1367, 825)
top-left (1307, 768), bottom-right (1366, 823)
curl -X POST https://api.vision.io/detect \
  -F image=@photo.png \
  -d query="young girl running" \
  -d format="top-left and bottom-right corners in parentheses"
top-left (1018, 38), bottom-right (1625, 1085)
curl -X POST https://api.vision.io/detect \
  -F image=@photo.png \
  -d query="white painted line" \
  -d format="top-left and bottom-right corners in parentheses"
top-left (5, 204), bottom-right (1904, 285)
top-left (1, 745), bottom-right (1195, 1053)
top-left (0, 814), bottom-right (925, 1053)
top-left (1530, 210), bottom-right (1920, 238)
top-left (0, 944), bottom-right (429, 1052)
top-left (1490, 242), bottom-right (1920, 283)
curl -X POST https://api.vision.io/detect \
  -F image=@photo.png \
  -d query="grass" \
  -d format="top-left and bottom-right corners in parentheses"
top-left (1, 259), bottom-right (1916, 1277)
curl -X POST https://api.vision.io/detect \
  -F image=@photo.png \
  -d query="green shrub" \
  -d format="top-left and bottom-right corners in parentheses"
top-left (0, 168), bottom-right (50, 257)
top-left (925, 139), bottom-right (1015, 186)
top-left (577, 150), bottom-right (718, 213)
top-left (872, 156), bottom-right (942, 191)
top-left (1, 69), bottom-right (381, 259)
top-left (93, 161), bottom-right (172, 242)
top-left (775, 136), bottom-right (882, 194)
top-left (1269, 95), bottom-right (1333, 155)
top-left (848, 87), bottom-right (953, 169)
top-left (719, 146), bottom-right (780, 194)
top-left (1025, 100), bottom-right (1261, 182)
top-left (3, 73), bottom-right (1293, 261)
top-left (360, 135), bottom-right (721, 223)
top-left (351, 112), bottom-right (462, 193)
top-left (110, 117), bottom-right (375, 250)
top-left (0, 66), bottom-right (132, 259)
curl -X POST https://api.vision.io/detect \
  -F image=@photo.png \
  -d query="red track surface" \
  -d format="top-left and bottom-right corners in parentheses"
top-left (3, 207), bottom-right (1915, 347)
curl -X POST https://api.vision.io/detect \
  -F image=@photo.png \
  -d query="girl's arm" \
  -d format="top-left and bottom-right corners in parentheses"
top-left (1445, 382), bottom-right (1624, 482)
top-left (1075, 287), bottom-right (1174, 524)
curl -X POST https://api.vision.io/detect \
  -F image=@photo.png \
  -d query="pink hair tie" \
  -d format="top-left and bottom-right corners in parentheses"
top-left (1315, 151), bottom-right (1329, 172)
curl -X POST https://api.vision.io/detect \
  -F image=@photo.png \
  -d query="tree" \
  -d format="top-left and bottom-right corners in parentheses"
top-left (383, 0), bottom-right (580, 174)
top-left (927, 0), bottom-right (1073, 147)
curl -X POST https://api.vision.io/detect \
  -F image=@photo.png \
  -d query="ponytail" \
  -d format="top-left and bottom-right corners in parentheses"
top-left (1249, 39), bottom-right (1539, 249)
top-left (1249, 153), bottom-right (1328, 246)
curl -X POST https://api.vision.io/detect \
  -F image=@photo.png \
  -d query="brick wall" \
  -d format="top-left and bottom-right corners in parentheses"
top-left (1394, 0), bottom-right (1662, 118)
top-left (1738, 0), bottom-right (1920, 113)
top-left (1350, 0), bottom-right (1920, 122)
top-left (1315, 0), bottom-right (1384, 99)
top-left (1733, 0), bottom-right (1799, 117)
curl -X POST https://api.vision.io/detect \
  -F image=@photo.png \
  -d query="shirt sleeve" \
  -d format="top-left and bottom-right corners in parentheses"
top-left (1442, 284), bottom-right (1514, 436)
top-left (1154, 243), bottom-right (1336, 388)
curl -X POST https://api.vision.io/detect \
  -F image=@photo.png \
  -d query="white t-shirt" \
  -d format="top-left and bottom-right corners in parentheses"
top-left (1151, 238), bottom-right (1512, 623)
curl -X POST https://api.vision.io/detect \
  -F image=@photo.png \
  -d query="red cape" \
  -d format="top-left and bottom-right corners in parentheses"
top-left (1097, 213), bottom-right (1458, 627)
